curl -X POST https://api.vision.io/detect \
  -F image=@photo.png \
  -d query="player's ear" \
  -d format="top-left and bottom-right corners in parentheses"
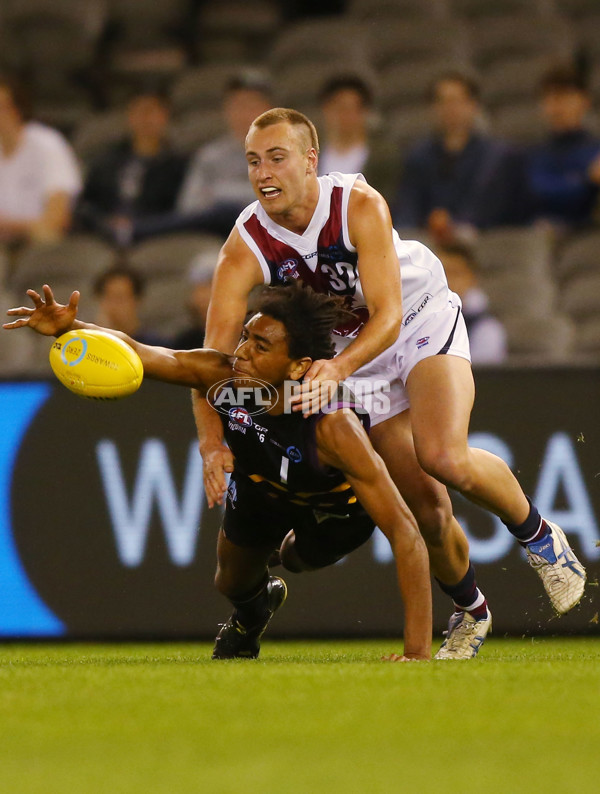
top-left (306, 148), bottom-right (318, 175)
top-left (288, 357), bottom-right (312, 381)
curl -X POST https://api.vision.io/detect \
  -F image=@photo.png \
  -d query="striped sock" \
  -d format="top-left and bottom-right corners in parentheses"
top-left (436, 563), bottom-right (489, 621)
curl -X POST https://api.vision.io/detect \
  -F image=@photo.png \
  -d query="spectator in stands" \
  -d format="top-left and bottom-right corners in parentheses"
top-left (129, 70), bottom-right (272, 242)
top-left (93, 263), bottom-right (169, 346)
top-left (317, 74), bottom-right (400, 203)
top-left (438, 243), bottom-right (507, 365)
top-left (525, 62), bottom-right (600, 230)
top-left (393, 71), bottom-right (527, 244)
top-left (171, 251), bottom-right (215, 349)
top-left (175, 70), bottom-right (272, 235)
top-left (0, 74), bottom-right (82, 245)
top-left (76, 87), bottom-right (188, 246)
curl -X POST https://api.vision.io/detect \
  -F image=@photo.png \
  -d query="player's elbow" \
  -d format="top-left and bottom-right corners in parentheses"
top-left (374, 304), bottom-right (403, 348)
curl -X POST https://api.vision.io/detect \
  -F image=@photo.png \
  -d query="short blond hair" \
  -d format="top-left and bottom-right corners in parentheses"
top-left (249, 107), bottom-right (320, 154)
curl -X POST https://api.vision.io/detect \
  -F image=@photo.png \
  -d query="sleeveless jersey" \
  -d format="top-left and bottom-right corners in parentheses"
top-left (220, 393), bottom-right (369, 517)
top-left (236, 172), bottom-right (454, 343)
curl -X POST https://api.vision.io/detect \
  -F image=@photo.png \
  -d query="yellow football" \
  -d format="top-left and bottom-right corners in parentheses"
top-left (49, 329), bottom-right (143, 400)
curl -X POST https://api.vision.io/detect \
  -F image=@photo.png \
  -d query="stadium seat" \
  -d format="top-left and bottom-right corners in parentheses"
top-left (473, 227), bottom-right (555, 278)
top-left (168, 109), bottom-right (224, 155)
top-left (481, 55), bottom-right (551, 110)
top-left (574, 317), bottom-right (600, 359)
top-left (470, 16), bottom-right (574, 69)
top-left (1, 0), bottom-right (106, 74)
top-left (503, 313), bottom-right (575, 364)
top-left (128, 233), bottom-right (222, 278)
top-left (395, 227), bottom-right (434, 249)
top-left (367, 19), bottom-right (471, 71)
top-left (555, 230), bottom-right (600, 280)
top-left (481, 269), bottom-right (556, 321)
top-left (563, 272), bottom-right (600, 360)
top-left (0, 244), bottom-right (10, 289)
top-left (0, 311), bottom-right (49, 376)
top-left (563, 272), bottom-right (600, 320)
top-left (555, 0), bottom-right (600, 20)
top-left (269, 19), bottom-right (371, 73)
top-left (388, 105), bottom-right (435, 150)
top-left (347, 0), bottom-right (450, 20)
top-left (196, 0), bottom-right (282, 63)
top-left (104, 0), bottom-right (191, 80)
top-left (379, 58), bottom-right (472, 111)
top-left (275, 62), bottom-right (378, 113)
top-left (139, 277), bottom-right (198, 338)
top-left (106, 0), bottom-right (189, 46)
top-left (71, 109), bottom-right (129, 166)
top-left (490, 102), bottom-right (547, 144)
top-left (171, 64), bottom-right (268, 115)
top-left (573, 14), bottom-right (600, 60)
top-left (8, 236), bottom-right (116, 298)
top-left (450, 0), bottom-right (558, 18)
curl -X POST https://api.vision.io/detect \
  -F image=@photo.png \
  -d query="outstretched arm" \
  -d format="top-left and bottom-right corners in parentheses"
top-left (316, 411), bottom-right (432, 661)
top-left (4, 285), bottom-right (232, 390)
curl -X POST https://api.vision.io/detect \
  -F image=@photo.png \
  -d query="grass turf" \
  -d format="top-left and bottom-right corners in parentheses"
top-left (1, 638), bottom-right (599, 793)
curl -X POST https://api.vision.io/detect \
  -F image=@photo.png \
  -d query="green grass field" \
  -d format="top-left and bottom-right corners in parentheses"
top-left (1, 638), bottom-right (599, 794)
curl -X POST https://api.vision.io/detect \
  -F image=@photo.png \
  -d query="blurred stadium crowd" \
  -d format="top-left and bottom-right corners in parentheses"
top-left (1, 0), bottom-right (600, 374)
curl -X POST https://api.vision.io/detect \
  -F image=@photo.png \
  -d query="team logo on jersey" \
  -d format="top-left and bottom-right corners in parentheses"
top-left (228, 407), bottom-right (253, 427)
top-left (416, 336), bottom-right (430, 349)
top-left (208, 377), bottom-right (279, 416)
top-left (286, 445), bottom-right (303, 463)
top-left (277, 259), bottom-right (300, 281)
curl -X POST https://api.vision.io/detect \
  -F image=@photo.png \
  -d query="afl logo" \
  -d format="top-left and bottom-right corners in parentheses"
top-left (277, 259), bottom-right (299, 281)
top-left (229, 407), bottom-right (253, 427)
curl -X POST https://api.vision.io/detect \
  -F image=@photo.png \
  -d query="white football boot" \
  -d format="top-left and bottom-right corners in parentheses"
top-left (434, 609), bottom-right (492, 660)
top-left (526, 522), bottom-right (586, 614)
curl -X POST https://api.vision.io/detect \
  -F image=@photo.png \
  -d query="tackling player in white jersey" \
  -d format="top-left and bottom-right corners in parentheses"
top-left (194, 108), bottom-right (586, 659)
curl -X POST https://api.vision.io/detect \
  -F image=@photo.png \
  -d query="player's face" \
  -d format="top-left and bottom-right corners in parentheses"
top-left (245, 122), bottom-right (318, 217)
top-left (233, 313), bottom-right (304, 388)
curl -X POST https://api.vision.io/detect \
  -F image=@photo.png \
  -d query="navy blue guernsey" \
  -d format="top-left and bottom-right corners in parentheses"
top-left (218, 391), bottom-right (370, 517)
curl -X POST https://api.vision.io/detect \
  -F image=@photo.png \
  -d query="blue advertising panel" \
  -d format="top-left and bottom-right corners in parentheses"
top-left (1, 372), bottom-right (599, 638)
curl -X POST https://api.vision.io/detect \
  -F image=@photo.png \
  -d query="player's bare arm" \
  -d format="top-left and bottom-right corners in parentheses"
top-left (193, 228), bottom-right (265, 506)
top-left (291, 181), bottom-right (403, 415)
top-left (4, 285), bottom-right (233, 391)
top-left (315, 410), bottom-right (432, 661)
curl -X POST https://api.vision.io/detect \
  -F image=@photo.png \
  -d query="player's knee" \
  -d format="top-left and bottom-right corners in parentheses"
top-left (417, 445), bottom-right (473, 492)
top-left (214, 565), bottom-right (231, 596)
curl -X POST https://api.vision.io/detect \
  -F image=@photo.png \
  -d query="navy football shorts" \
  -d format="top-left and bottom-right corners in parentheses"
top-left (223, 474), bottom-right (375, 569)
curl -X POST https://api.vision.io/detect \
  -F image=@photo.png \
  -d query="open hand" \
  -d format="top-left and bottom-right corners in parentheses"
top-left (288, 358), bottom-right (347, 417)
top-left (201, 442), bottom-right (234, 508)
top-left (3, 284), bottom-right (79, 337)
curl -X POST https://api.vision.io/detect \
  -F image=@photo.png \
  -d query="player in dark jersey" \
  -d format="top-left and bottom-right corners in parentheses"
top-left (5, 282), bottom-right (432, 661)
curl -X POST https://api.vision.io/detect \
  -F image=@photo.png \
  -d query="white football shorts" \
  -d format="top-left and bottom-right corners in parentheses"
top-left (341, 296), bottom-right (471, 427)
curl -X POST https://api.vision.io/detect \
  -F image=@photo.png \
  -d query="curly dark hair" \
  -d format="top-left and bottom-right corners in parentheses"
top-left (254, 282), bottom-right (351, 361)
